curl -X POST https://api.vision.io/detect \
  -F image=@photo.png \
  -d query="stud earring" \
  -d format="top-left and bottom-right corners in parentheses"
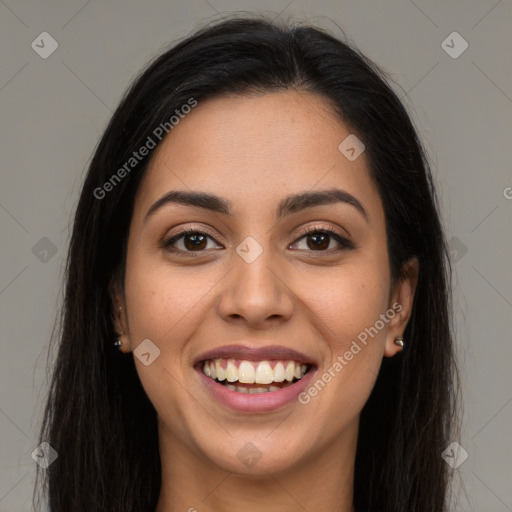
top-left (394, 335), bottom-right (404, 350)
top-left (114, 330), bottom-right (124, 349)
top-left (114, 306), bottom-right (124, 349)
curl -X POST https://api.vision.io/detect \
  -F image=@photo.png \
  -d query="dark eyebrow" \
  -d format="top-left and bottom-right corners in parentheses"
top-left (144, 188), bottom-right (368, 223)
top-left (144, 190), bottom-right (233, 222)
top-left (276, 188), bottom-right (368, 222)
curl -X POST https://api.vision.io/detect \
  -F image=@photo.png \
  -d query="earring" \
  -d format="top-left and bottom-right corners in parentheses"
top-left (394, 335), bottom-right (404, 350)
top-left (114, 306), bottom-right (124, 349)
top-left (114, 330), bottom-right (124, 349)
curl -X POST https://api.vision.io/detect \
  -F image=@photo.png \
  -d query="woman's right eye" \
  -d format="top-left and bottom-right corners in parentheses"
top-left (162, 229), bottom-right (223, 254)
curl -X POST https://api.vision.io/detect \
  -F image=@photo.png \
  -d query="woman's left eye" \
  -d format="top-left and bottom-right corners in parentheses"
top-left (290, 228), bottom-right (353, 252)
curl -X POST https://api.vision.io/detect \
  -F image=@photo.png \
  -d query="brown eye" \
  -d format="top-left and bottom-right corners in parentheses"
top-left (162, 229), bottom-right (222, 253)
top-left (182, 233), bottom-right (207, 251)
top-left (305, 232), bottom-right (330, 250)
top-left (291, 227), bottom-right (354, 252)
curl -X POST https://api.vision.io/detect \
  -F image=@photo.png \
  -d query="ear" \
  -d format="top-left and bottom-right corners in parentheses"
top-left (109, 273), bottom-right (131, 353)
top-left (384, 257), bottom-right (419, 357)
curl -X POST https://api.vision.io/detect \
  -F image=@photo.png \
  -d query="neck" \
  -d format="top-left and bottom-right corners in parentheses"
top-left (155, 419), bottom-right (358, 512)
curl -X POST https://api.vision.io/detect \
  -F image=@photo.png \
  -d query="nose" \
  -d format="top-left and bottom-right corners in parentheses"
top-left (216, 246), bottom-right (294, 329)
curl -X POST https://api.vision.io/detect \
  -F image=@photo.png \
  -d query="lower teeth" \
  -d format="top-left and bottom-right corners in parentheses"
top-left (218, 379), bottom-right (296, 393)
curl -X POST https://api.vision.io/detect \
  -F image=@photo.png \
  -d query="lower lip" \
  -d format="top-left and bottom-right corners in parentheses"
top-left (196, 366), bottom-right (316, 413)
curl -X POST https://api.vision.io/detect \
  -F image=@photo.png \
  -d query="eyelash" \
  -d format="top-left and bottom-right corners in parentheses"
top-left (161, 224), bottom-right (354, 256)
top-left (293, 224), bottom-right (354, 252)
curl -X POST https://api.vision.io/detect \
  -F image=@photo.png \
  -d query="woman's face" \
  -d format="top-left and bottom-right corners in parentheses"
top-left (115, 90), bottom-right (416, 477)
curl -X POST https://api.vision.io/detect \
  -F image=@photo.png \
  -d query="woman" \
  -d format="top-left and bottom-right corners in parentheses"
top-left (35, 16), bottom-right (459, 512)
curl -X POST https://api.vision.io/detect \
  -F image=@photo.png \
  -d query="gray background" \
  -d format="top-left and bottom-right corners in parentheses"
top-left (0, 1), bottom-right (511, 510)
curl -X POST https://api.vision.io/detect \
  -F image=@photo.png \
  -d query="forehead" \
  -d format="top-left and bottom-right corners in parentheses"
top-left (133, 90), bottom-right (382, 223)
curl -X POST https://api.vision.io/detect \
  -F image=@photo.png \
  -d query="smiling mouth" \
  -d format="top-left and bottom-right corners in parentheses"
top-left (201, 358), bottom-right (312, 394)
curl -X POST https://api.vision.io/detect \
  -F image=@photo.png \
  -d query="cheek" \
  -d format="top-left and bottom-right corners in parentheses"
top-left (121, 251), bottom-right (203, 395)
top-left (299, 257), bottom-right (390, 412)
top-left (305, 261), bottom-right (390, 349)
top-left (122, 255), bottom-right (213, 433)
top-left (124, 252), bottom-right (212, 344)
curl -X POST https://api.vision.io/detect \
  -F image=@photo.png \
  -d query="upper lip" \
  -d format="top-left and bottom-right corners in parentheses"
top-left (194, 344), bottom-right (317, 366)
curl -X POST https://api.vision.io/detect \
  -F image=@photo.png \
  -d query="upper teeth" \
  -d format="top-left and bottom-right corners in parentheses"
top-left (202, 359), bottom-right (308, 384)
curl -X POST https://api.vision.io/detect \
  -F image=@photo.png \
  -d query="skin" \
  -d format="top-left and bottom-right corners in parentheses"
top-left (113, 90), bottom-right (418, 512)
